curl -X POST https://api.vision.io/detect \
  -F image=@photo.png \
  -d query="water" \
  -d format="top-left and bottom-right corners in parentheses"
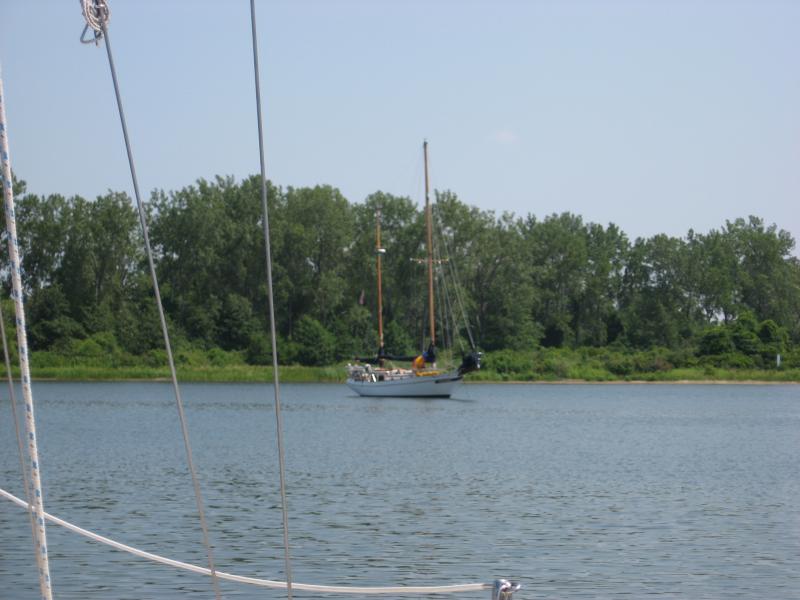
top-left (1, 382), bottom-right (798, 599)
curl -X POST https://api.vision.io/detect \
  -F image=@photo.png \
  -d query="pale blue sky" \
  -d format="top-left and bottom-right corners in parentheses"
top-left (1, 0), bottom-right (798, 245)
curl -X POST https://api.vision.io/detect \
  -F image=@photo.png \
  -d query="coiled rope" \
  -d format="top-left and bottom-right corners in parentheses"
top-left (80, 3), bottom-right (222, 598)
top-left (0, 67), bottom-right (55, 600)
top-left (0, 487), bottom-right (497, 595)
top-left (79, 0), bottom-right (110, 44)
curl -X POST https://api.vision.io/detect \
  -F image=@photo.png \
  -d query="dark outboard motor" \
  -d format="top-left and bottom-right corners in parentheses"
top-left (422, 343), bottom-right (436, 364)
top-left (458, 351), bottom-right (482, 375)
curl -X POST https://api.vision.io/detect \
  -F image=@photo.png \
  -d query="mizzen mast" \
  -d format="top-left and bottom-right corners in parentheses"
top-left (423, 140), bottom-right (436, 349)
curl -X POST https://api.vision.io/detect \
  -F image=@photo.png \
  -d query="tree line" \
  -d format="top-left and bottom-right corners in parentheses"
top-left (6, 175), bottom-right (800, 368)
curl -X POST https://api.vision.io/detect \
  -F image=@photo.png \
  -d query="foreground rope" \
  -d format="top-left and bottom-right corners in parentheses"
top-left (0, 67), bottom-right (55, 600)
top-left (0, 487), bottom-right (495, 595)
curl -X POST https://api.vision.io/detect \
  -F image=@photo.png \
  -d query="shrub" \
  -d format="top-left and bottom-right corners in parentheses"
top-left (144, 348), bottom-right (168, 367)
top-left (292, 316), bottom-right (336, 366)
top-left (627, 349), bottom-right (673, 373)
top-left (780, 348), bottom-right (800, 368)
top-left (246, 333), bottom-right (272, 365)
top-left (29, 316), bottom-right (86, 351)
top-left (175, 346), bottom-right (210, 366)
top-left (540, 349), bottom-right (571, 378)
top-left (207, 347), bottom-right (241, 367)
top-left (73, 337), bottom-right (104, 359)
top-left (605, 353), bottom-right (635, 376)
top-left (699, 352), bottom-right (755, 369)
top-left (731, 312), bottom-right (761, 355)
top-left (483, 350), bottom-right (533, 376)
top-left (757, 320), bottom-right (788, 363)
top-left (698, 326), bottom-right (734, 356)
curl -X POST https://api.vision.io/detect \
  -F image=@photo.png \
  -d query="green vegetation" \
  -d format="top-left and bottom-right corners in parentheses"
top-left (18, 346), bottom-right (800, 383)
top-left (3, 174), bottom-right (799, 383)
top-left (474, 347), bottom-right (800, 382)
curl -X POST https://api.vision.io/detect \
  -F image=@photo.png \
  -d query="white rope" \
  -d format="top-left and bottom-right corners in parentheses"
top-left (80, 0), bottom-right (110, 44)
top-left (0, 67), bottom-right (55, 600)
top-left (0, 487), bottom-right (491, 595)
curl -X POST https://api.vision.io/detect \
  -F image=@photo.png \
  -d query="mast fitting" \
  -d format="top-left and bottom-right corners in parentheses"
top-left (80, 0), bottom-right (110, 45)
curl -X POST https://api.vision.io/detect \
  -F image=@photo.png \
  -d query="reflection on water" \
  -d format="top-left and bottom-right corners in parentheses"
top-left (1, 382), bottom-right (799, 598)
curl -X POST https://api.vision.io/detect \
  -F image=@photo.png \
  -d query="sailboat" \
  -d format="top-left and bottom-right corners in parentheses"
top-left (346, 141), bottom-right (481, 397)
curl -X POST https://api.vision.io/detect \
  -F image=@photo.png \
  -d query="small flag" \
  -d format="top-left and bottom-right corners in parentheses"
top-left (358, 290), bottom-right (365, 305)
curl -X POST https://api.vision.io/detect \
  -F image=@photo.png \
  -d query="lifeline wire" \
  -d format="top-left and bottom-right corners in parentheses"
top-left (85, 7), bottom-right (223, 599)
top-left (248, 1), bottom-right (294, 597)
top-left (0, 67), bottom-right (55, 600)
top-left (0, 487), bottom-right (494, 595)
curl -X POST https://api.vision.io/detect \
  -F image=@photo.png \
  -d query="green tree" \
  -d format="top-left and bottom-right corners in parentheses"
top-left (292, 315), bottom-right (336, 366)
top-left (618, 235), bottom-right (692, 348)
top-left (279, 185), bottom-right (353, 332)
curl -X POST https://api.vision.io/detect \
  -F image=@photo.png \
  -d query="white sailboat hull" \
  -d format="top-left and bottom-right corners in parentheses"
top-left (346, 372), bottom-right (463, 397)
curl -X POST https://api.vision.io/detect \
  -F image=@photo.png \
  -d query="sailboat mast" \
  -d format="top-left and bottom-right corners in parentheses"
top-left (375, 206), bottom-right (385, 351)
top-left (423, 140), bottom-right (436, 347)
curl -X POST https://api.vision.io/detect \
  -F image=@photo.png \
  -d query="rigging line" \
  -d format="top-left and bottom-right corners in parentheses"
top-left (435, 235), bottom-right (453, 351)
top-left (0, 487), bottom-right (496, 595)
top-left (436, 248), bottom-right (463, 355)
top-left (433, 239), bottom-right (453, 351)
top-left (248, 1), bottom-right (294, 598)
top-left (434, 245), bottom-right (446, 348)
top-left (448, 257), bottom-right (475, 349)
top-left (430, 207), bottom-right (448, 334)
top-left (437, 205), bottom-right (475, 350)
top-left (433, 230), bottom-right (462, 354)
top-left (88, 10), bottom-right (222, 599)
top-left (442, 253), bottom-right (463, 354)
top-left (439, 241), bottom-right (460, 352)
top-left (433, 204), bottom-right (476, 350)
top-left (0, 266), bottom-right (44, 590)
top-left (0, 67), bottom-right (54, 600)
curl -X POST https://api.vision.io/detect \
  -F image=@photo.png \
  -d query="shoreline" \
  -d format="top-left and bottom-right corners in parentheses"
top-left (26, 376), bottom-right (800, 385)
top-left (468, 379), bottom-right (799, 385)
top-left (23, 361), bottom-right (800, 385)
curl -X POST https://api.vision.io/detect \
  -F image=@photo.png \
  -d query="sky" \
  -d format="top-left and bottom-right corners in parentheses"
top-left (1, 0), bottom-right (798, 246)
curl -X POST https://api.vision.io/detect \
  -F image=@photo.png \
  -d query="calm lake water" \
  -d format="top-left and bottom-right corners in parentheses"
top-left (1, 382), bottom-right (798, 599)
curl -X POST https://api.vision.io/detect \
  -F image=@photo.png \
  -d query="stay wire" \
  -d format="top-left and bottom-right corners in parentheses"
top-left (426, 151), bottom-right (474, 351)
top-left (433, 204), bottom-right (476, 351)
top-left (248, 1), bottom-right (294, 598)
top-left (435, 241), bottom-right (462, 355)
top-left (95, 18), bottom-right (222, 600)
top-left (433, 238), bottom-right (452, 351)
